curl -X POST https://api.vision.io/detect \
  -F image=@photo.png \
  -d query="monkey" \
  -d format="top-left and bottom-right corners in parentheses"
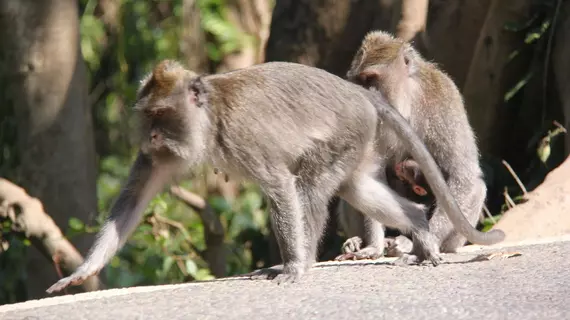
top-left (389, 159), bottom-right (436, 205)
top-left (336, 30), bottom-right (489, 262)
top-left (46, 60), bottom-right (504, 293)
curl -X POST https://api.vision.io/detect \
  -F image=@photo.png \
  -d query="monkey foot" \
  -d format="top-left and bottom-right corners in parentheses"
top-left (393, 252), bottom-right (443, 267)
top-left (246, 264), bottom-right (303, 285)
top-left (334, 246), bottom-right (384, 261)
top-left (272, 272), bottom-right (302, 285)
top-left (247, 266), bottom-right (282, 281)
top-left (384, 235), bottom-right (414, 257)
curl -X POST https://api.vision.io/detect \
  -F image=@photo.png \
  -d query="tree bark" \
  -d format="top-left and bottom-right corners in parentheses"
top-left (423, 0), bottom-right (492, 88)
top-left (265, 0), bottom-right (396, 76)
top-left (461, 0), bottom-right (533, 154)
top-left (181, 0), bottom-right (210, 74)
top-left (553, 0), bottom-right (570, 156)
top-left (216, 0), bottom-right (272, 73)
top-left (0, 179), bottom-right (101, 294)
top-left (0, 0), bottom-right (98, 299)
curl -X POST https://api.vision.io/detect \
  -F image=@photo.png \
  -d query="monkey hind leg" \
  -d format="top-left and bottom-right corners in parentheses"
top-left (338, 174), bottom-right (441, 266)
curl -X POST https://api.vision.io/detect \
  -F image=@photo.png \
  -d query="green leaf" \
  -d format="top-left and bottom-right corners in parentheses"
top-left (68, 217), bottom-right (85, 231)
top-left (162, 256), bottom-right (174, 274)
top-left (185, 259), bottom-right (198, 277)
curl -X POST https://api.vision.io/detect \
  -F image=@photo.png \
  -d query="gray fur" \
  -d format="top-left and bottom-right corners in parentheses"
top-left (46, 61), bottom-right (503, 293)
top-left (338, 30), bottom-right (497, 262)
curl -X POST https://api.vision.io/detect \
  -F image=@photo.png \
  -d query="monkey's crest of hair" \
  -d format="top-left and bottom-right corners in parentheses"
top-left (360, 31), bottom-right (407, 63)
top-left (136, 59), bottom-right (198, 104)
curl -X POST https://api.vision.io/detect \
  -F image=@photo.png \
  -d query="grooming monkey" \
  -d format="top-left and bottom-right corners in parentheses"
top-left (47, 60), bottom-right (504, 293)
top-left (337, 31), bottom-right (488, 261)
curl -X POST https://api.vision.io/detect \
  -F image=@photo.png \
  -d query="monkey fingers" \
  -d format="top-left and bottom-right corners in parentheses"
top-left (246, 265), bottom-right (283, 281)
top-left (341, 236), bottom-right (363, 254)
top-left (334, 246), bottom-right (384, 261)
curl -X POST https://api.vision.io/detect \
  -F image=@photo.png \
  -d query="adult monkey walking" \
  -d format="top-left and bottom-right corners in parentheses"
top-left (337, 31), bottom-right (488, 261)
top-left (47, 60), bottom-right (503, 293)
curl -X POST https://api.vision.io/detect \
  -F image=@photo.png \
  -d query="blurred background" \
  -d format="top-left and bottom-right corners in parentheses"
top-left (1, 0), bottom-right (569, 304)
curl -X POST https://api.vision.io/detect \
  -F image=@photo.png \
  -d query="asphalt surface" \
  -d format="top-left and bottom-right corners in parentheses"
top-left (1, 238), bottom-right (569, 320)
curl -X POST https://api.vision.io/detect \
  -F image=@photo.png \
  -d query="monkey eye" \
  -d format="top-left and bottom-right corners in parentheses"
top-left (404, 56), bottom-right (410, 66)
top-left (144, 107), bottom-right (170, 118)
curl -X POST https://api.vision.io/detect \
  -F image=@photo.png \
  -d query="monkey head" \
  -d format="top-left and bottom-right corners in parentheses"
top-left (133, 60), bottom-right (208, 164)
top-left (347, 31), bottom-right (419, 102)
top-left (394, 159), bottom-right (429, 197)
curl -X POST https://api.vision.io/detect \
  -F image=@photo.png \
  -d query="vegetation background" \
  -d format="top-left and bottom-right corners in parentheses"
top-left (1, 0), bottom-right (569, 304)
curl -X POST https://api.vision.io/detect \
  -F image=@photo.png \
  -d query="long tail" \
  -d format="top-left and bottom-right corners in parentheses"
top-left (370, 92), bottom-right (505, 245)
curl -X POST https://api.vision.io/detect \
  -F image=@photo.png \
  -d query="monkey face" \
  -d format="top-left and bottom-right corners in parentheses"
top-left (133, 60), bottom-right (204, 161)
top-left (394, 160), bottom-right (429, 197)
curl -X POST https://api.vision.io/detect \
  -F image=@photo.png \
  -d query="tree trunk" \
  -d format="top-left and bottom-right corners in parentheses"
top-left (265, 0), bottom-right (396, 76)
top-left (553, 0), bottom-right (570, 156)
top-left (216, 0), bottom-right (272, 73)
top-left (423, 0), bottom-right (492, 88)
top-left (181, 0), bottom-right (210, 74)
top-left (461, 0), bottom-right (533, 155)
top-left (0, 0), bottom-right (99, 298)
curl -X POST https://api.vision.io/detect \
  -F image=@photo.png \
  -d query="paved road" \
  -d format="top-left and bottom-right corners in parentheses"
top-left (1, 238), bottom-right (569, 320)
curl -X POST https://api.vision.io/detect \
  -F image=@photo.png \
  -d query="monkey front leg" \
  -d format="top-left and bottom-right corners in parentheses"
top-left (46, 152), bottom-right (175, 294)
top-left (335, 203), bottom-right (386, 261)
top-left (249, 179), bottom-right (308, 284)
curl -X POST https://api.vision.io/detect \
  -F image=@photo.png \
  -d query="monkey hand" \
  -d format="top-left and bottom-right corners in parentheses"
top-left (341, 236), bottom-right (363, 254)
top-left (334, 247), bottom-right (384, 261)
top-left (46, 267), bottom-right (99, 294)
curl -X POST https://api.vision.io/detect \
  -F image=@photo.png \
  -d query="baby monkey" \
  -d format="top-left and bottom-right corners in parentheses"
top-left (47, 60), bottom-right (503, 293)
top-left (338, 31), bottom-right (489, 261)
top-left (336, 158), bottom-right (437, 260)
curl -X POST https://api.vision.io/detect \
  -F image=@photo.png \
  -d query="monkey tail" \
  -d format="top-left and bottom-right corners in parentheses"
top-left (369, 92), bottom-right (506, 246)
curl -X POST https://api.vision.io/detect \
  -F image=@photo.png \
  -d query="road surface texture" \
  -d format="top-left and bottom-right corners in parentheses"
top-left (1, 237), bottom-right (569, 320)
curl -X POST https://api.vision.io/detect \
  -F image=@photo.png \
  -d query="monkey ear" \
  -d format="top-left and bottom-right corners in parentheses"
top-left (401, 45), bottom-right (418, 76)
top-left (358, 69), bottom-right (380, 88)
top-left (412, 185), bottom-right (428, 196)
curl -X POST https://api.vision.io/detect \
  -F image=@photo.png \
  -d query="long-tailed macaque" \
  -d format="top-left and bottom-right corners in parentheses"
top-left (47, 60), bottom-right (503, 293)
top-left (338, 31), bottom-right (488, 261)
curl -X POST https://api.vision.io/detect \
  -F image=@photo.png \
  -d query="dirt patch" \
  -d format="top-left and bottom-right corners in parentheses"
top-left (492, 157), bottom-right (570, 242)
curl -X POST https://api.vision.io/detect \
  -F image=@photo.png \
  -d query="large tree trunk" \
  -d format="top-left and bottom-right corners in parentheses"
top-left (181, 0), bottom-right (210, 74)
top-left (423, 0), bottom-right (492, 89)
top-left (553, 0), bottom-right (570, 156)
top-left (265, 0), bottom-right (396, 76)
top-left (216, 0), bottom-right (272, 73)
top-left (0, 0), bottom-right (99, 298)
top-left (461, 0), bottom-right (533, 155)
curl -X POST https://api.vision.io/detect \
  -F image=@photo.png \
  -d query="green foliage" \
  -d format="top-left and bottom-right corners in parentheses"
top-left (72, 0), bottom-right (270, 290)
